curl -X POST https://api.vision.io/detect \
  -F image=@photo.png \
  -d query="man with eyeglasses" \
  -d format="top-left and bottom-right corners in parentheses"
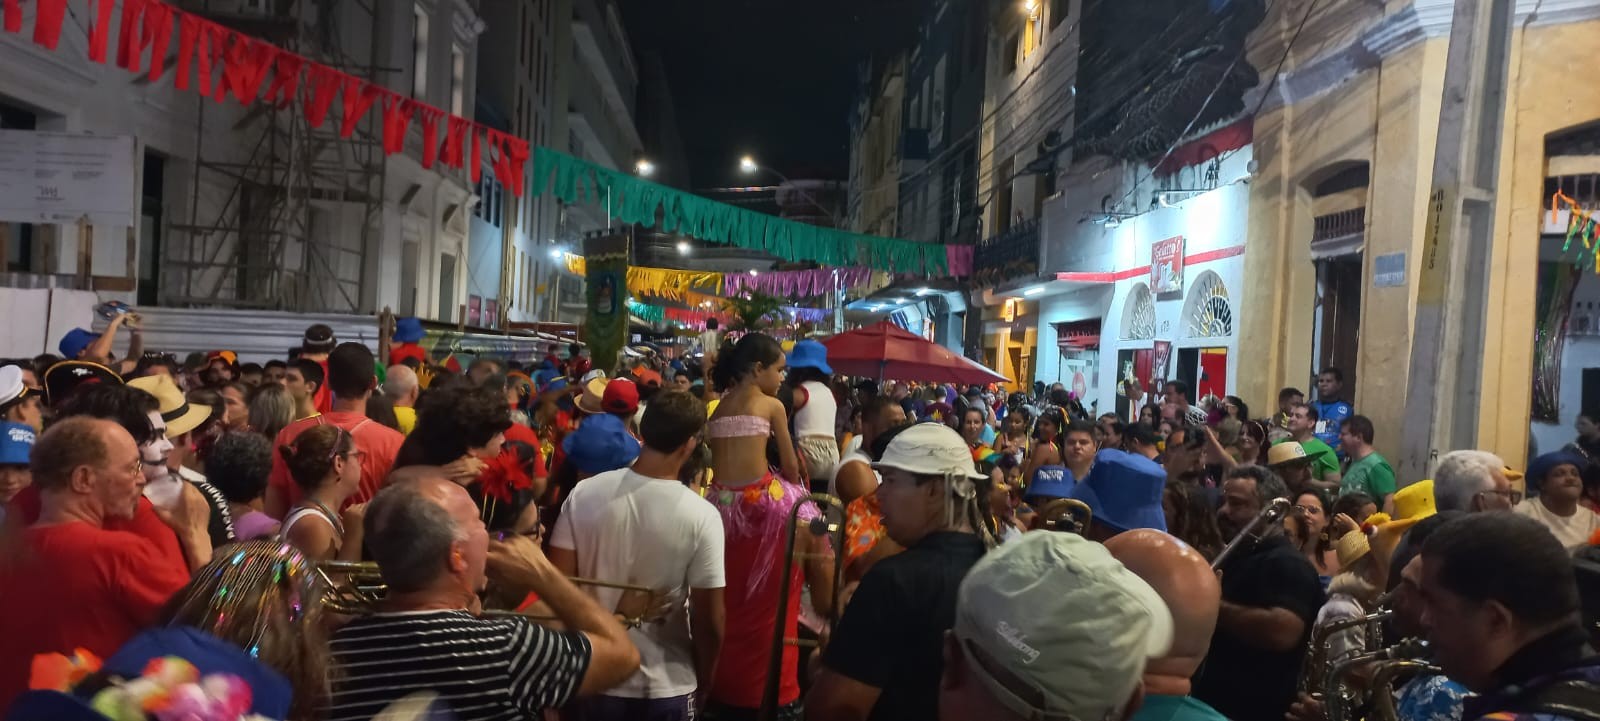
top-left (0, 417), bottom-right (212, 710)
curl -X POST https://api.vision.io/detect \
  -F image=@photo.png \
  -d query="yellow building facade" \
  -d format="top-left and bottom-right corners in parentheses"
top-left (1240, 0), bottom-right (1600, 468)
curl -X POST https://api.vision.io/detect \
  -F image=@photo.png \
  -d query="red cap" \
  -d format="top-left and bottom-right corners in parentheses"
top-left (633, 368), bottom-right (663, 388)
top-left (602, 379), bottom-right (640, 416)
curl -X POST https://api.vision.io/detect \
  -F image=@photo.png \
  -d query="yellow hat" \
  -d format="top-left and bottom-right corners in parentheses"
top-left (1336, 530), bottom-right (1372, 568)
top-left (1503, 466), bottom-right (1525, 482)
top-left (1393, 481), bottom-right (1437, 521)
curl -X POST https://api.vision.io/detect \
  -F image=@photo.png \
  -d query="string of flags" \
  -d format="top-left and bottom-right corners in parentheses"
top-left (1549, 192), bottom-right (1600, 272)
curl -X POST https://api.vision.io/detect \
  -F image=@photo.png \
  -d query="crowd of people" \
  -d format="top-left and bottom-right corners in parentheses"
top-left (0, 316), bottom-right (1598, 721)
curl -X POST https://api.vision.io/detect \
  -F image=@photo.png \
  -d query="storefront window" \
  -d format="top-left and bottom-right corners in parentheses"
top-left (1121, 283), bottom-right (1156, 340)
top-left (1184, 271), bottom-right (1234, 338)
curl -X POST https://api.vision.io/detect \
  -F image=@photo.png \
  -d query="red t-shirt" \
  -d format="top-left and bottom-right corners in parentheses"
top-left (268, 411), bottom-right (404, 512)
top-left (5, 489), bottom-right (186, 573)
top-left (313, 359), bottom-right (332, 414)
top-left (0, 522), bottom-right (191, 709)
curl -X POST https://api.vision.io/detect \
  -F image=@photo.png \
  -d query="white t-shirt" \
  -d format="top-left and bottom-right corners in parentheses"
top-left (550, 468), bottom-right (726, 698)
top-left (793, 381), bottom-right (837, 438)
top-left (698, 330), bottom-right (720, 355)
top-left (1514, 497), bottom-right (1600, 551)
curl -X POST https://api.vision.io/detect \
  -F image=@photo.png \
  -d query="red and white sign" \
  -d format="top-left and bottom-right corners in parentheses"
top-left (1150, 236), bottom-right (1186, 294)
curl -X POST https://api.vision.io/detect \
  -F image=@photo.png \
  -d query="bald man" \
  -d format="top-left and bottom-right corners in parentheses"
top-left (1105, 530), bottom-right (1229, 721)
top-left (383, 365), bottom-right (420, 435)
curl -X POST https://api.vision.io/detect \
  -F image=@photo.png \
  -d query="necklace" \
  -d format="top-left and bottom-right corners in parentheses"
top-left (307, 498), bottom-right (345, 537)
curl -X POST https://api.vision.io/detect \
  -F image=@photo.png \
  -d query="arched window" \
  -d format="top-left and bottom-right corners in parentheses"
top-left (1121, 283), bottom-right (1156, 340)
top-left (1183, 270), bottom-right (1234, 338)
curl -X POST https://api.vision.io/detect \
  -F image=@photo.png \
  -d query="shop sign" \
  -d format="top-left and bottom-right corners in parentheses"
top-left (1151, 236), bottom-right (1186, 294)
top-left (0, 131), bottom-right (137, 227)
top-left (1373, 252), bottom-right (1406, 288)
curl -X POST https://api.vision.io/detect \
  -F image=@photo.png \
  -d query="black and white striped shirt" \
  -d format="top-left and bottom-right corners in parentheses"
top-left (328, 609), bottom-right (592, 721)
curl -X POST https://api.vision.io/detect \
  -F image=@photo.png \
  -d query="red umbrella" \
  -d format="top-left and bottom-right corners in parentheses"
top-left (821, 321), bottom-right (1009, 385)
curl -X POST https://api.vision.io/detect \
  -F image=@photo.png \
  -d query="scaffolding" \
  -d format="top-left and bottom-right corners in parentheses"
top-left (162, 0), bottom-right (386, 313)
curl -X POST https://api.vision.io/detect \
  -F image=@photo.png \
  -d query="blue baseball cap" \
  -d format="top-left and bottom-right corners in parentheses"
top-left (786, 340), bottom-right (832, 375)
top-left (562, 412), bottom-right (640, 475)
top-left (1069, 449), bottom-right (1168, 534)
top-left (0, 421), bottom-right (33, 465)
top-left (1024, 465), bottom-right (1076, 501)
top-left (57, 328), bottom-right (100, 359)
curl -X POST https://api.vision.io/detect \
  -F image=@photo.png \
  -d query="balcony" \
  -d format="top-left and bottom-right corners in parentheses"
top-left (972, 219), bottom-right (1040, 287)
top-left (1310, 207), bottom-right (1365, 260)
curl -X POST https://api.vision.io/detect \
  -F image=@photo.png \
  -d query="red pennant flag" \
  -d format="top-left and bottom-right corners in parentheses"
top-left (222, 33), bottom-right (276, 105)
top-left (116, 0), bottom-right (148, 71)
top-left (196, 22), bottom-right (220, 99)
top-left (5, 0), bottom-right (23, 34)
top-left (490, 132), bottom-right (512, 189)
top-left (381, 95), bottom-right (417, 155)
top-left (505, 136), bottom-right (530, 197)
top-left (263, 53), bottom-right (304, 108)
top-left (339, 75), bottom-right (379, 138)
top-left (419, 108), bottom-right (441, 169)
top-left (175, 13), bottom-right (199, 90)
top-left (34, 0), bottom-right (69, 49)
top-left (470, 128), bottom-right (483, 184)
top-left (303, 63), bottom-right (341, 128)
top-left (444, 116), bottom-right (468, 168)
top-left (142, 2), bottom-right (174, 80)
top-left (87, 0), bottom-right (116, 63)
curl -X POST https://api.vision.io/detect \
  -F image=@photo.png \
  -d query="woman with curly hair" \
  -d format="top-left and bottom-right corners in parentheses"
top-left (392, 383), bottom-right (511, 471)
top-left (206, 431), bottom-right (280, 540)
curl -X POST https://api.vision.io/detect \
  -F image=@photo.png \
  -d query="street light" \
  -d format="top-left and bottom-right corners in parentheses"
top-left (676, 241), bottom-right (691, 255)
top-left (737, 155), bottom-right (840, 227)
top-left (549, 248), bottom-right (563, 260)
top-left (739, 155), bottom-right (759, 175)
top-left (635, 158), bottom-right (656, 177)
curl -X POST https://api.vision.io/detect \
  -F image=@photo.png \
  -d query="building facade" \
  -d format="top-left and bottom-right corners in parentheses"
top-left (0, 0), bottom-right (486, 326)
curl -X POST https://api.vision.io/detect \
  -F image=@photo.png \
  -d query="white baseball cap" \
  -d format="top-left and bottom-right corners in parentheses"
top-left (0, 365), bottom-right (31, 407)
top-left (954, 532), bottom-right (1174, 721)
top-left (871, 422), bottom-right (987, 481)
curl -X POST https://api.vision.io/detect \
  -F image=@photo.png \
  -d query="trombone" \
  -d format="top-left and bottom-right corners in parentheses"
top-left (1037, 498), bottom-right (1093, 535)
top-left (1212, 497), bottom-right (1292, 572)
top-left (315, 560), bottom-right (665, 627)
top-left (762, 492), bottom-right (847, 721)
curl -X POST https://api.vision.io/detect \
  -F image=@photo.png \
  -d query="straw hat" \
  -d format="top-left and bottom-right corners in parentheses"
top-left (1266, 441), bottom-right (1324, 468)
top-left (575, 377), bottom-right (608, 415)
top-left (1335, 529), bottom-right (1372, 568)
top-left (127, 374), bottom-right (213, 438)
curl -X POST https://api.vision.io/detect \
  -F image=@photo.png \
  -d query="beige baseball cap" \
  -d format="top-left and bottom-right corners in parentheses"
top-left (954, 532), bottom-right (1174, 721)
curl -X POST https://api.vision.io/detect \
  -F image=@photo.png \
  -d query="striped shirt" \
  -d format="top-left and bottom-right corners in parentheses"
top-left (328, 609), bottom-right (592, 721)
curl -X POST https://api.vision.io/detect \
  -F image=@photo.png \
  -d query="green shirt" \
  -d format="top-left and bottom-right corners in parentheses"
top-left (1341, 451), bottom-right (1397, 500)
top-left (1134, 695), bottom-right (1231, 721)
top-left (1276, 437), bottom-right (1340, 481)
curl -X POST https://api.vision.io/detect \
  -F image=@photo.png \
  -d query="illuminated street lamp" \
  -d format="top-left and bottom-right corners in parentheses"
top-left (676, 240), bottom-right (691, 255)
top-left (739, 155), bottom-right (760, 175)
top-left (635, 158), bottom-right (656, 177)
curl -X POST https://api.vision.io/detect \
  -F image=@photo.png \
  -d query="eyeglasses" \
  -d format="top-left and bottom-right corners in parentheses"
top-left (125, 458), bottom-right (144, 476)
top-left (1477, 489), bottom-right (1523, 505)
top-left (1294, 504), bottom-right (1324, 516)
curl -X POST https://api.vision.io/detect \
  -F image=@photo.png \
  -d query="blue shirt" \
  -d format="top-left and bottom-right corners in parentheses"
top-left (1311, 399), bottom-right (1353, 451)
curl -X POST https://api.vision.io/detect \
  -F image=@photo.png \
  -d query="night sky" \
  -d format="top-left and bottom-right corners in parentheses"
top-left (619, 0), bottom-right (924, 189)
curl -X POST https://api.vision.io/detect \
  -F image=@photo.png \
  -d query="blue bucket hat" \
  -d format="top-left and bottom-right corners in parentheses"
top-left (562, 413), bottom-right (640, 475)
top-left (786, 340), bottom-right (832, 375)
top-left (0, 421), bottom-right (33, 466)
top-left (1070, 449), bottom-right (1169, 533)
top-left (6, 627), bottom-right (293, 721)
top-left (1024, 465), bottom-right (1076, 502)
top-left (58, 328), bottom-right (100, 359)
top-left (393, 316), bottom-right (426, 343)
top-left (1527, 451), bottom-right (1590, 490)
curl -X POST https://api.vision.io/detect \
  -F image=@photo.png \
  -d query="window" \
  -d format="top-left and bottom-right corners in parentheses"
top-left (411, 5), bottom-right (429, 99)
top-left (450, 45), bottom-right (466, 116)
top-left (1003, 33), bottom-right (1019, 73)
top-left (1050, 0), bottom-right (1068, 29)
top-left (1023, 11), bottom-right (1043, 57)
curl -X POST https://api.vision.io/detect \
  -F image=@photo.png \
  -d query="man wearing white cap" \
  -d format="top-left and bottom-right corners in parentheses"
top-left (807, 423), bottom-right (994, 721)
top-left (939, 531), bottom-right (1175, 721)
top-left (0, 365), bottom-right (43, 432)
